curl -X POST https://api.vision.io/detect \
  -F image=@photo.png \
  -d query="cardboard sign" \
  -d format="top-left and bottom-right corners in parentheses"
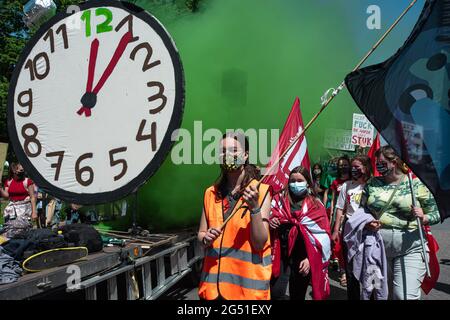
top-left (324, 129), bottom-right (355, 151)
top-left (351, 113), bottom-right (375, 147)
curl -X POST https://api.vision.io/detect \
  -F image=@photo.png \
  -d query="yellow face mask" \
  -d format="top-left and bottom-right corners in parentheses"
top-left (220, 152), bottom-right (245, 171)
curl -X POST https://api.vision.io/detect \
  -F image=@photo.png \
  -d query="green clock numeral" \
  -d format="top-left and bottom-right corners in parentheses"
top-left (96, 8), bottom-right (113, 34)
top-left (81, 10), bottom-right (91, 37)
top-left (80, 8), bottom-right (114, 37)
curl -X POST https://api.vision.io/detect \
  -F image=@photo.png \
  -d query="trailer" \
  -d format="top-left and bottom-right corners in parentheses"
top-left (0, 230), bottom-right (203, 300)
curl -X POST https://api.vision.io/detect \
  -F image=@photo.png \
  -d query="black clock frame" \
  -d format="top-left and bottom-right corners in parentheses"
top-left (7, 1), bottom-right (185, 205)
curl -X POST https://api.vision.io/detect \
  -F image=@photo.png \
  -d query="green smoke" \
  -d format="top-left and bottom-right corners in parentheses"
top-left (132, 0), bottom-right (376, 230)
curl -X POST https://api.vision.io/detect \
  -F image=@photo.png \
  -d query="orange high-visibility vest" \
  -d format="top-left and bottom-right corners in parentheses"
top-left (198, 179), bottom-right (272, 300)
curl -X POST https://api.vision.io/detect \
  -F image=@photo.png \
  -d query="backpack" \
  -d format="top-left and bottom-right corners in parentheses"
top-left (2, 229), bottom-right (67, 261)
top-left (24, 229), bottom-right (67, 251)
top-left (59, 224), bottom-right (103, 253)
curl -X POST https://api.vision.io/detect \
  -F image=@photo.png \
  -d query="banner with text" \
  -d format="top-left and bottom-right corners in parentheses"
top-left (352, 113), bottom-right (375, 147)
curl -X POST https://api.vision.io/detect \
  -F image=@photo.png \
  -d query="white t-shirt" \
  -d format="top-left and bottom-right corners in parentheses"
top-left (335, 180), bottom-right (365, 218)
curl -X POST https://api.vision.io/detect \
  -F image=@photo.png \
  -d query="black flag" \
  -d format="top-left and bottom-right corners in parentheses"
top-left (346, 0), bottom-right (450, 220)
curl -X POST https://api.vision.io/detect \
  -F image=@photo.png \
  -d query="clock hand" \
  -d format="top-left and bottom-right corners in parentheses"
top-left (86, 38), bottom-right (99, 93)
top-left (93, 31), bottom-right (132, 94)
top-left (76, 38), bottom-right (99, 117)
top-left (77, 31), bottom-right (132, 117)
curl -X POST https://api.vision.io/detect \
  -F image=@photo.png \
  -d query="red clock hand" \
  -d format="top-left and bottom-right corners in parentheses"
top-left (93, 31), bottom-right (132, 94)
top-left (77, 39), bottom-right (99, 117)
top-left (86, 39), bottom-right (99, 93)
top-left (77, 31), bottom-right (132, 117)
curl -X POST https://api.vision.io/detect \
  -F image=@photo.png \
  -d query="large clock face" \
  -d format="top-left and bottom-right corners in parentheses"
top-left (7, 1), bottom-right (184, 204)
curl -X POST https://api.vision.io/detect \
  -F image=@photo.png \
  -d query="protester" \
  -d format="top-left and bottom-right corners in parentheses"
top-left (332, 155), bottom-right (372, 299)
top-left (45, 198), bottom-right (63, 228)
top-left (330, 156), bottom-right (351, 220)
top-left (270, 166), bottom-right (331, 300)
top-left (1, 163), bottom-right (37, 239)
top-left (358, 146), bottom-right (440, 300)
top-left (329, 156), bottom-right (351, 283)
top-left (197, 132), bottom-right (272, 300)
top-left (64, 203), bottom-right (84, 224)
top-left (312, 163), bottom-right (333, 207)
top-left (321, 159), bottom-right (337, 209)
top-left (35, 187), bottom-right (48, 228)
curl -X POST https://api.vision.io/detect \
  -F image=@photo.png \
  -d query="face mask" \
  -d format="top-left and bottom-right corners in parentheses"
top-left (313, 169), bottom-right (322, 176)
top-left (351, 167), bottom-right (362, 179)
top-left (337, 166), bottom-right (349, 179)
top-left (376, 162), bottom-right (392, 176)
top-left (220, 152), bottom-right (245, 172)
top-left (289, 181), bottom-right (308, 197)
top-left (16, 171), bottom-right (25, 179)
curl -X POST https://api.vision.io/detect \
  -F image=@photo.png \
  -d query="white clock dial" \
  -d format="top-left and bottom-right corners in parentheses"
top-left (8, 1), bottom-right (184, 204)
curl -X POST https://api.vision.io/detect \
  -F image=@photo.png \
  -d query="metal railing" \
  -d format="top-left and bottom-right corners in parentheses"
top-left (76, 236), bottom-right (203, 300)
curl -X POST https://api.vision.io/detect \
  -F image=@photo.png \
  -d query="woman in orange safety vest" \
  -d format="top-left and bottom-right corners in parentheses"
top-left (197, 132), bottom-right (272, 300)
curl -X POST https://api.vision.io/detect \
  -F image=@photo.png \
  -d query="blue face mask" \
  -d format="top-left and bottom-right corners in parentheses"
top-left (289, 181), bottom-right (308, 197)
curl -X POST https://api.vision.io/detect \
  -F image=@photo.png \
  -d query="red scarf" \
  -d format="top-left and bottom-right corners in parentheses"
top-left (271, 193), bottom-right (331, 300)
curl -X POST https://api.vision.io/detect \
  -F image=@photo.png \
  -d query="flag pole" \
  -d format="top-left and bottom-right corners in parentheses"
top-left (219, 0), bottom-right (418, 231)
top-left (407, 171), bottom-right (431, 278)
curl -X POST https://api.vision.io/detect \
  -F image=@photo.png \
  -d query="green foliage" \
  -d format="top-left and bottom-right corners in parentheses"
top-left (185, 0), bottom-right (201, 12)
top-left (0, 1), bottom-right (28, 140)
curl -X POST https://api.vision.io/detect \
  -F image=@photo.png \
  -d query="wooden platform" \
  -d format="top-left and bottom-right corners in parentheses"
top-left (0, 232), bottom-right (189, 300)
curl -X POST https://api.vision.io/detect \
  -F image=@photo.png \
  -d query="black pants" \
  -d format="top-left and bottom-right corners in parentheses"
top-left (289, 265), bottom-right (311, 300)
top-left (342, 218), bottom-right (361, 300)
top-left (271, 225), bottom-right (310, 300)
top-left (271, 259), bottom-right (311, 300)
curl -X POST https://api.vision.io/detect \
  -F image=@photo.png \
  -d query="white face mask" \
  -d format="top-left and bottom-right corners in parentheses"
top-left (289, 181), bottom-right (308, 197)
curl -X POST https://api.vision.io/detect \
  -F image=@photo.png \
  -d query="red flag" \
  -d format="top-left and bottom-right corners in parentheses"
top-left (421, 226), bottom-right (440, 295)
top-left (264, 97), bottom-right (330, 300)
top-left (262, 97), bottom-right (310, 193)
top-left (367, 133), bottom-right (381, 177)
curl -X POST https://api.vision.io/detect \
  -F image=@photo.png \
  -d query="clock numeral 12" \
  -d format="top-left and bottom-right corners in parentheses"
top-left (81, 8), bottom-right (113, 37)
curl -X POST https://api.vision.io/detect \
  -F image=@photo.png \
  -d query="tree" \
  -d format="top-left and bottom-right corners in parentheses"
top-left (0, 0), bottom-right (29, 141)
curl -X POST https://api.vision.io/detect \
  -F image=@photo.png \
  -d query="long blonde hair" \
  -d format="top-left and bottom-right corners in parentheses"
top-left (375, 146), bottom-right (409, 174)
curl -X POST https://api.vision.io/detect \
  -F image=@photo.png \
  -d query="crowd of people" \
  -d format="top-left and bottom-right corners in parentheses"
top-left (197, 133), bottom-right (440, 301)
top-left (0, 138), bottom-right (440, 300)
top-left (0, 163), bottom-right (94, 241)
